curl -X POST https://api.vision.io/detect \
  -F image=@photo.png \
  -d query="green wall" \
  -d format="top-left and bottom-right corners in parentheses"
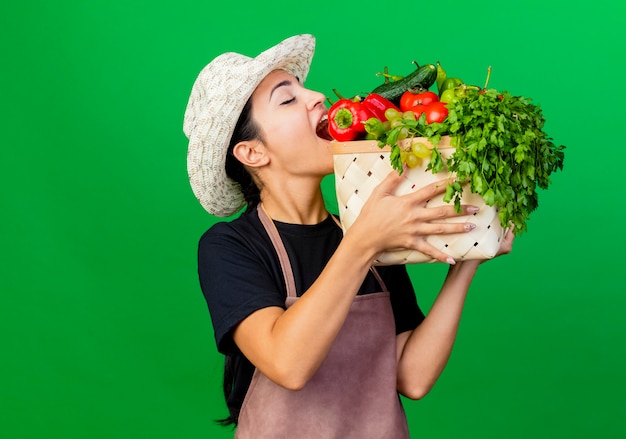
top-left (2, 0), bottom-right (624, 438)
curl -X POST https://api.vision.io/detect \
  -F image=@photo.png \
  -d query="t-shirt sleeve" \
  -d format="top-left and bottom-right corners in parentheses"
top-left (378, 265), bottom-right (425, 334)
top-left (197, 222), bottom-right (285, 355)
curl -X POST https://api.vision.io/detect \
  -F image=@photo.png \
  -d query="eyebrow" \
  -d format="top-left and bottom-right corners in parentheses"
top-left (269, 79), bottom-right (293, 101)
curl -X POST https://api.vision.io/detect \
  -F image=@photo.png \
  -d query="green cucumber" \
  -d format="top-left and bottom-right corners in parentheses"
top-left (371, 63), bottom-right (438, 104)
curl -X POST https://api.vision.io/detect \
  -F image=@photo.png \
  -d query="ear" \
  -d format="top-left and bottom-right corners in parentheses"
top-left (232, 140), bottom-right (270, 169)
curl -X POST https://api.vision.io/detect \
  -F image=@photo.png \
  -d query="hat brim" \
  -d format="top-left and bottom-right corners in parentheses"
top-left (184, 34), bottom-right (316, 217)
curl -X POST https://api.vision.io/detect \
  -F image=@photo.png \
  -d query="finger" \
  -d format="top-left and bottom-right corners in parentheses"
top-left (502, 231), bottom-right (514, 246)
top-left (410, 239), bottom-right (457, 265)
top-left (405, 177), bottom-right (453, 204)
top-left (503, 222), bottom-right (516, 240)
top-left (384, 239), bottom-right (457, 264)
top-left (412, 204), bottom-right (480, 222)
top-left (497, 223), bottom-right (515, 255)
top-left (365, 168), bottom-right (404, 200)
top-left (410, 221), bottom-right (477, 236)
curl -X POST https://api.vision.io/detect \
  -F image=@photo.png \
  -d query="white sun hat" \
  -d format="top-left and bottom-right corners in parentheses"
top-left (183, 34), bottom-right (316, 217)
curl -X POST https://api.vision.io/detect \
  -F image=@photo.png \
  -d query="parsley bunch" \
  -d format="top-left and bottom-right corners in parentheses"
top-left (379, 88), bottom-right (565, 235)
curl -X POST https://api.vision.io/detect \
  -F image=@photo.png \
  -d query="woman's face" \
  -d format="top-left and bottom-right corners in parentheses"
top-left (249, 69), bottom-right (334, 179)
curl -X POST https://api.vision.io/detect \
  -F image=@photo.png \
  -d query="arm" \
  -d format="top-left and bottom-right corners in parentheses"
top-left (233, 173), bottom-right (480, 391)
top-left (395, 228), bottom-right (515, 399)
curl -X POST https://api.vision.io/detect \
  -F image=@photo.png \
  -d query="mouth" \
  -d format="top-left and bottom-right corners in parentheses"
top-left (316, 115), bottom-right (333, 141)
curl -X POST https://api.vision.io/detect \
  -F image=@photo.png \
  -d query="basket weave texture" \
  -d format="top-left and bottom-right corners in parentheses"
top-left (332, 136), bottom-right (504, 265)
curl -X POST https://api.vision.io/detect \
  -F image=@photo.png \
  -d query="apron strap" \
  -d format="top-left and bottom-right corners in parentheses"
top-left (257, 204), bottom-right (297, 298)
top-left (368, 266), bottom-right (389, 293)
top-left (258, 205), bottom-right (388, 297)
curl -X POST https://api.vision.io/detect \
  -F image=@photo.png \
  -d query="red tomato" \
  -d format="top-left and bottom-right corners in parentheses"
top-left (400, 91), bottom-right (439, 112)
top-left (423, 101), bottom-right (448, 124)
top-left (409, 104), bottom-right (426, 119)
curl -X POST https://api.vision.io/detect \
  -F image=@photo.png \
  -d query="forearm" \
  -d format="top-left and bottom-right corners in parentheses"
top-left (396, 260), bottom-right (480, 399)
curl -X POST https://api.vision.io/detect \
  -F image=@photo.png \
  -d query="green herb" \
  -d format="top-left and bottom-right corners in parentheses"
top-left (376, 88), bottom-right (565, 235)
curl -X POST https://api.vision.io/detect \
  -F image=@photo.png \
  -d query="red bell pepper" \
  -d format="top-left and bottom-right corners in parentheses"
top-left (361, 93), bottom-right (400, 121)
top-left (328, 98), bottom-right (373, 142)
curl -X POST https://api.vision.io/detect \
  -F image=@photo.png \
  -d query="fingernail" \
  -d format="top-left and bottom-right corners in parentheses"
top-left (467, 206), bottom-right (480, 213)
top-left (464, 223), bottom-right (476, 231)
top-left (446, 257), bottom-right (456, 265)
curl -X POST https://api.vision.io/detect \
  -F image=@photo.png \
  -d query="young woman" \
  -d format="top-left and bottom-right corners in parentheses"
top-left (183, 34), bottom-right (514, 438)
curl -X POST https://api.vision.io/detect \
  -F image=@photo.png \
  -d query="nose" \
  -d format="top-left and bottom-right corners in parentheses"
top-left (306, 89), bottom-right (328, 111)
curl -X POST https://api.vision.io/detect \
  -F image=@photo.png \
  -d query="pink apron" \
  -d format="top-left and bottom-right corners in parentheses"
top-left (234, 205), bottom-right (410, 438)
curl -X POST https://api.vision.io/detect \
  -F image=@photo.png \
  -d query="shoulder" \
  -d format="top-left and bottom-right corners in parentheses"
top-left (199, 210), bottom-right (267, 255)
top-left (200, 210), bottom-right (262, 242)
top-left (197, 210), bottom-right (281, 284)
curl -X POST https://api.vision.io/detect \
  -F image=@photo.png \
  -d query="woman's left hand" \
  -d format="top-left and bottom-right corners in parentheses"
top-left (488, 223), bottom-right (515, 260)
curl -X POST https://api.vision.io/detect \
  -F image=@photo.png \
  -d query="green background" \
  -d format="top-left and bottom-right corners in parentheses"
top-left (2, 0), bottom-right (624, 438)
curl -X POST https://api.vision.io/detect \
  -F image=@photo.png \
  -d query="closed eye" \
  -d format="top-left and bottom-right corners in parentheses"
top-left (281, 97), bottom-right (296, 105)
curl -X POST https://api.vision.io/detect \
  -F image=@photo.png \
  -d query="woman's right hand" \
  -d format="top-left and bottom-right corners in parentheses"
top-left (347, 169), bottom-right (478, 264)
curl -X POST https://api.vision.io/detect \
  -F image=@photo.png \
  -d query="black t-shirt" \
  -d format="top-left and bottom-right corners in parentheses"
top-left (197, 208), bottom-right (425, 415)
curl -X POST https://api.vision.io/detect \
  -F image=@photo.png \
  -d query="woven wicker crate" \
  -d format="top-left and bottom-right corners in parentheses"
top-left (331, 136), bottom-right (504, 265)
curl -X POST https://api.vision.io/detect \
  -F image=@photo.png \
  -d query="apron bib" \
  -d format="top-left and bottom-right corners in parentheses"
top-left (234, 205), bottom-right (410, 439)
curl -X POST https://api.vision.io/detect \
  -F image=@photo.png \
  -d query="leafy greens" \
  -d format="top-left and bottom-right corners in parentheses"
top-left (378, 88), bottom-right (565, 235)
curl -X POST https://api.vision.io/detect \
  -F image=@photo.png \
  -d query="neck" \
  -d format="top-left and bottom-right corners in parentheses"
top-left (260, 185), bottom-right (328, 225)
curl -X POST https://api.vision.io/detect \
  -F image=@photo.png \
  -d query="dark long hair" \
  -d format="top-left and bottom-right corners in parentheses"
top-left (218, 98), bottom-right (261, 427)
top-left (225, 98), bottom-right (262, 213)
